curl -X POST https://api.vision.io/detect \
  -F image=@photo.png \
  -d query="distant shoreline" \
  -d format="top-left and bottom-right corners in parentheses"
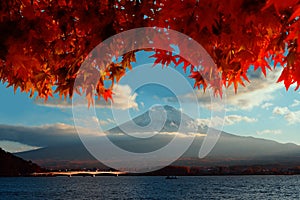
top-left (3, 165), bottom-right (300, 177)
top-left (2, 173), bottom-right (300, 178)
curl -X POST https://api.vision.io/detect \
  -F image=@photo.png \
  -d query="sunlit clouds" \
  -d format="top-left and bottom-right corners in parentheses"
top-left (35, 84), bottom-right (139, 110)
top-left (272, 107), bottom-right (300, 125)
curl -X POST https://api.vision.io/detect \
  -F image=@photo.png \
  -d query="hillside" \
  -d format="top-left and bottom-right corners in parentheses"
top-left (0, 148), bottom-right (42, 176)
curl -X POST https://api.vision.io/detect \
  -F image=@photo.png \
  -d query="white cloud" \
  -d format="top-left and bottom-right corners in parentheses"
top-left (224, 69), bottom-right (282, 110)
top-left (40, 123), bottom-right (76, 133)
top-left (261, 102), bottom-right (273, 110)
top-left (196, 115), bottom-right (257, 127)
top-left (39, 122), bottom-right (102, 136)
top-left (196, 116), bottom-right (224, 127)
top-left (180, 69), bottom-right (283, 111)
top-left (284, 111), bottom-right (300, 125)
top-left (108, 84), bottom-right (138, 110)
top-left (159, 132), bottom-right (207, 138)
top-left (98, 120), bottom-right (109, 125)
top-left (107, 118), bottom-right (115, 123)
top-left (35, 84), bottom-right (139, 110)
top-left (0, 140), bottom-right (41, 153)
top-left (224, 115), bottom-right (257, 125)
top-left (34, 98), bottom-right (71, 108)
top-left (196, 118), bottom-right (212, 127)
top-left (256, 129), bottom-right (282, 135)
top-left (98, 118), bottom-right (115, 126)
top-left (272, 106), bottom-right (300, 125)
top-left (120, 131), bottom-right (207, 138)
top-left (291, 99), bottom-right (300, 108)
top-left (273, 106), bottom-right (290, 115)
top-left (140, 102), bottom-right (145, 108)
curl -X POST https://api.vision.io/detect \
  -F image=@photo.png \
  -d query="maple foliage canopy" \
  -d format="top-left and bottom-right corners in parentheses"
top-left (0, 0), bottom-right (300, 103)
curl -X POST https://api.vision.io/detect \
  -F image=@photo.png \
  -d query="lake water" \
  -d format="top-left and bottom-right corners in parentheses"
top-left (0, 176), bottom-right (300, 199)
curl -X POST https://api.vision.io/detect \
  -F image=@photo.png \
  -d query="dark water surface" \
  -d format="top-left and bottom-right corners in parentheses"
top-left (1, 175), bottom-right (300, 199)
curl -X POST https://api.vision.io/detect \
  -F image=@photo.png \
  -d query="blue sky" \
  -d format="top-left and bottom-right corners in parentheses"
top-left (0, 51), bottom-right (300, 147)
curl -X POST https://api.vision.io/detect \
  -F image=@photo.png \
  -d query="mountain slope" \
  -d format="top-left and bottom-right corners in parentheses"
top-left (16, 131), bottom-right (300, 168)
top-left (109, 105), bottom-right (202, 133)
top-left (0, 148), bottom-right (42, 176)
top-left (9, 105), bottom-right (300, 168)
